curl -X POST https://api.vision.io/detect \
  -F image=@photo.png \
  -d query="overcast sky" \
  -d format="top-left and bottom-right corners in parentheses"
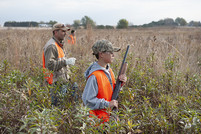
top-left (0, 0), bottom-right (201, 26)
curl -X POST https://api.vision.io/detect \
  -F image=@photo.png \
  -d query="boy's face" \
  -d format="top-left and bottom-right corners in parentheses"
top-left (101, 51), bottom-right (114, 63)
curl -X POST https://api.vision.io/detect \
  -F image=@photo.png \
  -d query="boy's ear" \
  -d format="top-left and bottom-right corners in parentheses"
top-left (99, 52), bottom-right (104, 58)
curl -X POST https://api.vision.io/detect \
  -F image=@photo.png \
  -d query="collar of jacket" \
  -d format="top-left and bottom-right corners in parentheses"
top-left (52, 36), bottom-right (64, 48)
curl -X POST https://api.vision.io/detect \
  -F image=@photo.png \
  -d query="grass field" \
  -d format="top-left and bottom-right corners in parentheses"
top-left (0, 27), bottom-right (200, 133)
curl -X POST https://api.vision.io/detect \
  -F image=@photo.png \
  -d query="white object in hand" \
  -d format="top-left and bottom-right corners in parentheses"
top-left (65, 57), bottom-right (76, 65)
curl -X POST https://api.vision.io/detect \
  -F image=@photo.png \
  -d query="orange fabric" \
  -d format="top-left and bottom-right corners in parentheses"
top-left (89, 68), bottom-right (116, 123)
top-left (55, 43), bottom-right (65, 58)
top-left (68, 35), bottom-right (76, 45)
top-left (42, 42), bottom-right (65, 84)
top-left (42, 51), bottom-right (53, 84)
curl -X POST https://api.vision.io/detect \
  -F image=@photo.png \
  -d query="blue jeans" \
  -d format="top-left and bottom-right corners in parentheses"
top-left (50, 82), bottom-right (78, 106)
top-left (50, 84), bottom-right (68, 106)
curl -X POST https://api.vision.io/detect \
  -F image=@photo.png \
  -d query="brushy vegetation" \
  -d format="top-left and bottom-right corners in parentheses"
top-left (0, 27), bottom-right (201, 133)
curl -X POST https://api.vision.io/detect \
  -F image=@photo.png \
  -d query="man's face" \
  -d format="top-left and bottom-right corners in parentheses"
top-left (54, 29), bottom-right (66, 41)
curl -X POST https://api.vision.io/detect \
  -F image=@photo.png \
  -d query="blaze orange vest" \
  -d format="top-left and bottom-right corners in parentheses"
top-left (68, 35), bottom-right (76, 45)
top-left (42, 42), bottom-right (65, 84)
top-left (88, 68), bottom-right (116, 123)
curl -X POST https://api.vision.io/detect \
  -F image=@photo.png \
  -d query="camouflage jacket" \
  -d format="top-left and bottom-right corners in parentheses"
top-left (43, 37), bottom-right (70, 84)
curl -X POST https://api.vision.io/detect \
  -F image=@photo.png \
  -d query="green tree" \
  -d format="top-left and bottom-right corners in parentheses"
top-left (48, 20), bottom-right (57, 26)
top-left (81, 16), bottom-right (96, 29)
top-left (4, 21), bottom-right (38, 27)
top-left (39, 21), bottom-right (45, 24)
top-left (96, 25), bottom-right (105, 29)
top-left (188, 21), bottom-right (201, 27)
top-left (163, 18), bottom-right (177, 26)
top-left (105, 25), bottom-right (115, 29)
top-left (73, 20), bottom-right (81, 29)
top-left (175, 17), bottom-right (187, 26)
top-left (117, 19), bottom-right (129, 29)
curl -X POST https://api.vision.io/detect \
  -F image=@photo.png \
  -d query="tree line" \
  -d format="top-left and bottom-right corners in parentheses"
top-left (4, 20), bottom-right (57, 28)
top-left (141, 17), bottom-right (201, 27)
top-left (3, 16), bottom-right (201, 29)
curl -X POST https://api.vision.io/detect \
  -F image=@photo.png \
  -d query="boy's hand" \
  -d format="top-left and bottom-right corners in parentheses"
top-left (119, 74), bottom-right (127, 86)
top-left (109, 100), bottom-right (118, 108)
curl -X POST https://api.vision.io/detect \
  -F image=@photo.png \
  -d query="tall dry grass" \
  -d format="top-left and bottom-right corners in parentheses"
top-left (0, 27), bottom-right (201, 74)
top-left (0, 27), bottom-right (201, 96)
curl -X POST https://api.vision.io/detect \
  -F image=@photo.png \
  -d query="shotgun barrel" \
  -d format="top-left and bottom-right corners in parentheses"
top-left (112, 45), bottom-right (130, 100)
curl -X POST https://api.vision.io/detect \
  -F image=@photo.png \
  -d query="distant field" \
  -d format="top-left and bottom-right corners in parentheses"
top-left (0, 27), bottom-right (201, 73)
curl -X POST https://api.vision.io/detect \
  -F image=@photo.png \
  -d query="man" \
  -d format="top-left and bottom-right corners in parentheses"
top-left (42, 23), bottom-right (76, 106)
top-left (82, 39), bottom-right (127, 123)
top-left (67, 30), bottom-right (76, 45)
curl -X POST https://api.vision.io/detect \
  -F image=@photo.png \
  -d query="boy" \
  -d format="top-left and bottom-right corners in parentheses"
top-left (82, 39), bottom-right (127, 122)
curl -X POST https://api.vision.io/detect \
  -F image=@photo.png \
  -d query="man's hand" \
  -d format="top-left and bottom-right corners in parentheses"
top-left (109, 100), bottom-right (118, 109)
top-left (65, 57), bottom-right (76, 65)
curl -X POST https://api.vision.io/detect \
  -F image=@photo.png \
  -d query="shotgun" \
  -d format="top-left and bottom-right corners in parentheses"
top-left (112, 45), bottom-right (129, 101)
